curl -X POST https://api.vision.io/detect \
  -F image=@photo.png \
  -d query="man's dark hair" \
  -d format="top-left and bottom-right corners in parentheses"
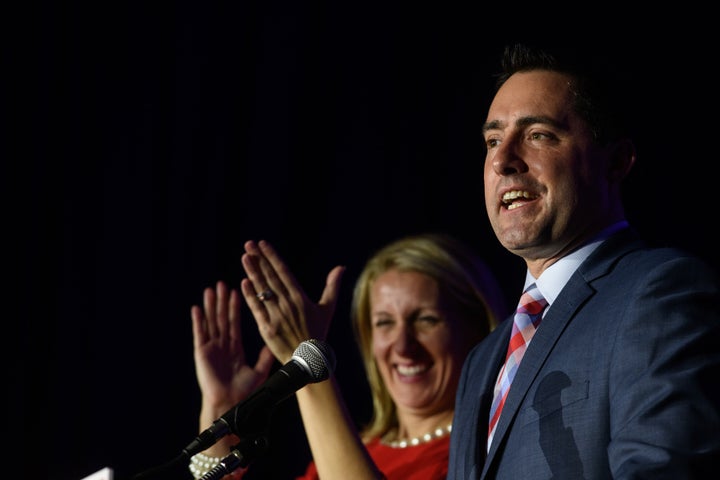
top-left (494, 42), bottom-right (636, 146)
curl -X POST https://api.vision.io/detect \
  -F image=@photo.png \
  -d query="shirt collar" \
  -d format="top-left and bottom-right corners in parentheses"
top-left (524, 221), bottom-right (630, 307)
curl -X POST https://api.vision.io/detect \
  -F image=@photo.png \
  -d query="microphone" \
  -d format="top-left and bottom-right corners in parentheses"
top-left (183, 338), bottom-right (336, 459)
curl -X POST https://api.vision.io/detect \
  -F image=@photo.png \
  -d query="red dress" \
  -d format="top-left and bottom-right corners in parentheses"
top-left (295, 435), bottom-right (450, 480)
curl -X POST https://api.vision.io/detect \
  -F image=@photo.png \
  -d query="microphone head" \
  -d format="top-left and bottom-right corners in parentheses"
top-left (292, 339), bottom-right (337, 383)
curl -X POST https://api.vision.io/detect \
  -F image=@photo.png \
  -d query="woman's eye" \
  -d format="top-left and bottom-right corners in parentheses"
top-left (417, 316), bottom-right (440, 326)
top-left (373, 318), bottom-right (393, 328)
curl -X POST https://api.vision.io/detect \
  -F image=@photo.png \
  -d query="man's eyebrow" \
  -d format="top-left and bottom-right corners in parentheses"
top-left (482, 119), bottom-right (502, 134)
top-left (482, 115), bottom-right (562, 134)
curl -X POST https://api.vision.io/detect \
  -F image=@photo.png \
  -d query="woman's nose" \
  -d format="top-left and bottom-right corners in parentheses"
top-left (391, 325), bottom-right (419, 355)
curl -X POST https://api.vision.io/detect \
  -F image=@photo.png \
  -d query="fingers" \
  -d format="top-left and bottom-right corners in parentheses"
top-left (241, 239), bottom-right (344, 345)
top-left (252, 240), bottom-right (343, 311)
top-left (228, 288), bottom-right (241, 346)
top-left (190, 304), bottom-right (205, 349)
top-left (190, 286), bottom-right (218, 348)
top-left (192, 281), bottom-right (243, 347)
top-left (241, 242), bottom-right (292, 338)
top-left (242, 240), bottom-right (291, 310)
top-left (215, 280), bottom-right (229, 339)
top-left (256, 240), bottom-right (303, 302)
top-left (203, 284), bottom-right (218, 338)
top-left (241, 275), bottom-right (274, 335)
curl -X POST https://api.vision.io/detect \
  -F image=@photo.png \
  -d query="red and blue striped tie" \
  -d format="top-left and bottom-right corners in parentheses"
top-left (487, 282), bottom-right (548, 450)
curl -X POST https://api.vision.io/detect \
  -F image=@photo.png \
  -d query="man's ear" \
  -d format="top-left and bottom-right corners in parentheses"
top-left (607, 138), bottom-right (636, 183)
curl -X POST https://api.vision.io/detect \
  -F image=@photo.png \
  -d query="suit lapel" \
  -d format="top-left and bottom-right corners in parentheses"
top-left (469, 315), bottom-right (515, 474)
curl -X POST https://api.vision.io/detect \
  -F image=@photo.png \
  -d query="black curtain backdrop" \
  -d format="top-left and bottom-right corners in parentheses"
top-left (12, 3), bottom-right (717, 480)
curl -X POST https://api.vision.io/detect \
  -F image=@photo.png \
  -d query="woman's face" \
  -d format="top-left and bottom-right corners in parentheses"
top-left (370, 268), bottom-right (475, 416)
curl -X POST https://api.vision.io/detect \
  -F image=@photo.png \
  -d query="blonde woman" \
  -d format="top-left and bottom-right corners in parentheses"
top-left (190, 234), bottom-right (508, 479)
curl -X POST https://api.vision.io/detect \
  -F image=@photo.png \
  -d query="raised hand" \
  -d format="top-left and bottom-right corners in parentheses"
top-left (240, 240), bottom-right (345, 364)
top-left (191, 280), bottom-right (276, 415)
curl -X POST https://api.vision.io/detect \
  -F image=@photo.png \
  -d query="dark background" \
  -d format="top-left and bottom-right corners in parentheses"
top-left (11, 3), bottom-right (717, 480)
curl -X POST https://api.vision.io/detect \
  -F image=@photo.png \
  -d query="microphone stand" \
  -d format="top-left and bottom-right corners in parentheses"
top-left (199, 434), bottom-right (269, 480)
top-left (130, 429), bottom-right (270, 480)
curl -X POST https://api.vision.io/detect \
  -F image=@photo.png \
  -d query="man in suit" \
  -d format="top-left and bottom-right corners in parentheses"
top-left (447, 42), bottom-right (720, 479)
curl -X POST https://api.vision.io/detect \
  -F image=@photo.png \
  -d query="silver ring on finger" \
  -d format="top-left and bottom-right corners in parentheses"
top-left (256, 289), bottom-right (275, 302)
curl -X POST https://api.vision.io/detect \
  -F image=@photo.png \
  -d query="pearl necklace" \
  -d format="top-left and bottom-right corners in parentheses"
top-left (381, 424), bottom-right (452, 449)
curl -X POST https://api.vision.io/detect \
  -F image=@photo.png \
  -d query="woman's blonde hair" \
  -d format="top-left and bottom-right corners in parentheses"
top-left (350, 233), bottom-right (507, 441)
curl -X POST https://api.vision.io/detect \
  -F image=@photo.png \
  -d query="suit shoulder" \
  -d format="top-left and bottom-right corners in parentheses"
top-left (621, 245), bottom-right (718, 278)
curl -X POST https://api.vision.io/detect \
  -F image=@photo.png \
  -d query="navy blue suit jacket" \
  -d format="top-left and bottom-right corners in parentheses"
top-left (448, 228), bottom-right (720, 479)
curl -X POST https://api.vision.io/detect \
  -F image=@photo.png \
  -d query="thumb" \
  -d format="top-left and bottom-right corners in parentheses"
top-left (254, 345), bottom-right (277, 378)
top-left (318, 265), bottom-right (346, 309)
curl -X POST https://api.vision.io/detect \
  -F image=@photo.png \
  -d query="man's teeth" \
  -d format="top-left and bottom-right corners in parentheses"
top-left (502, 190), bottom-right (535, 201)
top-left (502, 190), bottom-right (536, 210)
top-left (397, 365), bottom-right (427, 376)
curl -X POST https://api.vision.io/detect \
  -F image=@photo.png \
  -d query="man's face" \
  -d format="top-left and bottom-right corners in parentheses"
top-left (482, 70), bottom-right (614, 271)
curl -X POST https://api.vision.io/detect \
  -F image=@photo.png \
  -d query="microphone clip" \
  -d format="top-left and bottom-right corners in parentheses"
top-left (197, 434), bottom-right (270, 480)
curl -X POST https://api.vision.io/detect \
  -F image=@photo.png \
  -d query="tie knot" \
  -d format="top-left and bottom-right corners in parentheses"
top-left (519, 283), bottom-right (547, 316)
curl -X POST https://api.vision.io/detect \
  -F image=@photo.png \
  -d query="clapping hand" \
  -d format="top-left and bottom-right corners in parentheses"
top-left (240, 240), bottom-right (345, 365)
top-left (191, 280), bottom-right (276, 413)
